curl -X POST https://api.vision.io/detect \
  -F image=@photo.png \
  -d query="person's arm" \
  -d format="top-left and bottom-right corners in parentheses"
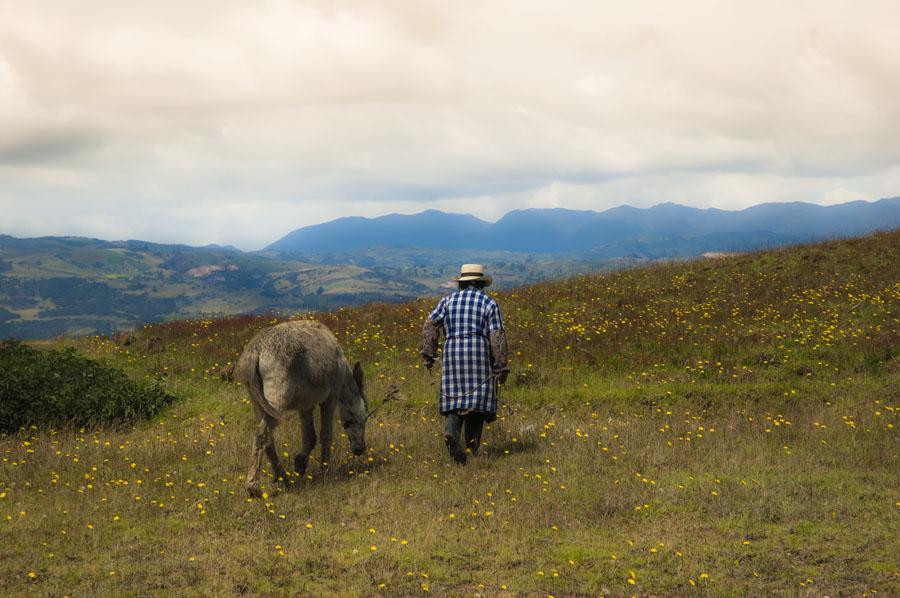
top-left (421, 298), bottom-right (446, 370)
top-left (487, 302), bottom-right (510, 383)
top-left (421, 319), bottom-right (441, 370)
top-left (488, 329), bottom-right (509, 383)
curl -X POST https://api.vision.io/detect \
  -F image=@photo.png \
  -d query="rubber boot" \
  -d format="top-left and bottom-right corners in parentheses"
top-left (443, 413), bottom-right (467, 464)
top-left (464, 412), bottom-right (486, 456)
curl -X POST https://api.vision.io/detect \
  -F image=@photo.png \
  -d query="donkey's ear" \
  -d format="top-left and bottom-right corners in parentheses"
top-left (353, 361), bottom-right (364, 391)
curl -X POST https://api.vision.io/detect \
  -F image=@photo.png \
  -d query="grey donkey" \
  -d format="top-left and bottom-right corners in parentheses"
top-left (236, 320), bottom-right (368, 497)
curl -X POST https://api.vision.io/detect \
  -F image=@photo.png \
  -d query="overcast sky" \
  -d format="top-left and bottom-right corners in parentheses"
top-left (1, 1), bottom-right (899, 249)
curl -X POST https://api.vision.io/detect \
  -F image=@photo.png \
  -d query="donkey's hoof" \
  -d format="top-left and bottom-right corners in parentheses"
top-left (247, 482), bottom-right (262, 498)
top-left (273, 467), bottom-right (288, 484)
top-left (294, 454), bottom-right (309, 476)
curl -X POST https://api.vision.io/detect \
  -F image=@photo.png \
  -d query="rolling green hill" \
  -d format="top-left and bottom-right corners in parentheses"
top-left (0, 235), bottom-right (641, 339)
top-left (1, 230), bottom-right (896, 595)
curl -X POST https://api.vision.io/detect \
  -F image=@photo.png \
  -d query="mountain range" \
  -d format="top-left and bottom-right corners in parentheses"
top-left (267, 197), bottom-right (900, 256)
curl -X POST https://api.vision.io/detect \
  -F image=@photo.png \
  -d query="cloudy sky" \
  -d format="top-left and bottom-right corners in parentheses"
top-left (1, 1), bottom-right (899, 249)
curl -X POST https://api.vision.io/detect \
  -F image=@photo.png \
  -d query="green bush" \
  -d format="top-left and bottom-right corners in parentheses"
top-left (0, 339), bottom-right (174, 433)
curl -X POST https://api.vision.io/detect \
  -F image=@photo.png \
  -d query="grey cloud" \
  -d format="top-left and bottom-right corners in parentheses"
top-left (0, 126), bottom-right (105, 165)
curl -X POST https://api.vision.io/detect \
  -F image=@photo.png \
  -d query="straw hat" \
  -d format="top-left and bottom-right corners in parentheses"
top-left (453, 263), bottom-right (492, 286)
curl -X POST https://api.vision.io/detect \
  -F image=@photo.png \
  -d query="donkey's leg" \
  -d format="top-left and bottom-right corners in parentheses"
top-left (319, 397), bottom-right (336, 471)
top-left (293, 407), bottom-right (316, 476)
top-left (246, 415), bottom-right (274, 497)
top-left (263, 420), bottom-right (287, 485)
top-left (256, 375), bottom-right (288, 484)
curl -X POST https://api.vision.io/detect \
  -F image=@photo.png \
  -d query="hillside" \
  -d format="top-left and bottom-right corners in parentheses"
top-left (0, 235), bottom-right (643, 339)
top-left (1, 231), bottom-right (897, 595)
top-left (267, 196), bottom-right (900, 255)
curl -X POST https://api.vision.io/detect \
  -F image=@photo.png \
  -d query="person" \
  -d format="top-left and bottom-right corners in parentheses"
top-left (421, 264), bottom-right (509, 464)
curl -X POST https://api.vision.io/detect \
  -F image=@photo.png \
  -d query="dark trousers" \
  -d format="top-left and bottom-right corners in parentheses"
top-left (444, 411), bottom-right (488, 455)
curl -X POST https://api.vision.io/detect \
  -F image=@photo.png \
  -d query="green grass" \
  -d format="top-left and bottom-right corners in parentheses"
top-left (1, 231), bottom-right (898, 596)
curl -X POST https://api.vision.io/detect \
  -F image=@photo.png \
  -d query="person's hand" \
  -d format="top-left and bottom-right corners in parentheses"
top-left (496, 368), bottom-right (509, 385)
top-left (423, 356), bottom-right (435, 371)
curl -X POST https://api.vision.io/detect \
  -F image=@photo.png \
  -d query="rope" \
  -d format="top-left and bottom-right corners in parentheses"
top-left (431, 368), bottom-right (516, 441)
top-left (437, 371), bottom-right (499, 401)
top-left (365, 396), bottom-right (395, 419)
top-left (367, 370), bottom-right (506, 419)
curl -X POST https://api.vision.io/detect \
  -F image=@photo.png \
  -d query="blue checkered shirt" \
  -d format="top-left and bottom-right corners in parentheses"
top-left (428, 287), bottom-right (505, 414)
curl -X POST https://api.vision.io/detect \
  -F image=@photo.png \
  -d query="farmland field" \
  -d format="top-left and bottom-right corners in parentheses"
top-left (1, 232), bottom-right (898, 596)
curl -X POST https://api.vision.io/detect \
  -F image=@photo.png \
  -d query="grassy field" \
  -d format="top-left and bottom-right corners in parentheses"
top-left (1, 232), bottom-right (898, 596)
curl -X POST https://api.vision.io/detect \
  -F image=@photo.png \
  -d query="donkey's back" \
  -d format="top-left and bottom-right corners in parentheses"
top-left (237, 320), bottom-right (349, 417)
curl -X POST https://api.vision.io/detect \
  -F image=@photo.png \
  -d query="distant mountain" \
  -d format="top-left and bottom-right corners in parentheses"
top-left (267, 210), bottom-right (492, 253)
top-left (268, 197), bottom-right (900, 255)
top-left (485, 208), bottom-right (641, 252)
top-left (602, 199), bottom-right (900, 238)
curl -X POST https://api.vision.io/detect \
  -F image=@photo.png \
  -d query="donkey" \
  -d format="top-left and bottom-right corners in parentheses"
top-left (236, 320), bottom-right (368, 497)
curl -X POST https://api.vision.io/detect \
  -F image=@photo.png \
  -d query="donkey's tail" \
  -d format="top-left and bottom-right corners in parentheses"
top-left (246, 353), bottom-right (281, 421)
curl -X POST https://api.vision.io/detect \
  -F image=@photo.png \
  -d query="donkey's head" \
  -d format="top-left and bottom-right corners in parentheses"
top-left (340, 361), bottom-right (368, 455)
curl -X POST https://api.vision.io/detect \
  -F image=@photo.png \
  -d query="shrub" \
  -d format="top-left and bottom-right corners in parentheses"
top-left (0, 339), bottom-right (174, 433)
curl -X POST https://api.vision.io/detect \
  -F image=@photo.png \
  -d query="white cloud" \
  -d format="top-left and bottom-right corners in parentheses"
top-left (0, 0), bottom-right (898, 249)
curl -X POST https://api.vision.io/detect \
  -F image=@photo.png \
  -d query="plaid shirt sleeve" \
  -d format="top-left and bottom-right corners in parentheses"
top-left (486, 301), bottom-right (504, 332)
top-left (428, 296), bottom-right (448, 324)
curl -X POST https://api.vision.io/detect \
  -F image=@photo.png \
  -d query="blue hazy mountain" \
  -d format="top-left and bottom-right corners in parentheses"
top-left (266, 210), bottom-right (491, 253)
top-left (267, 197), bottom-right (900, 255)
